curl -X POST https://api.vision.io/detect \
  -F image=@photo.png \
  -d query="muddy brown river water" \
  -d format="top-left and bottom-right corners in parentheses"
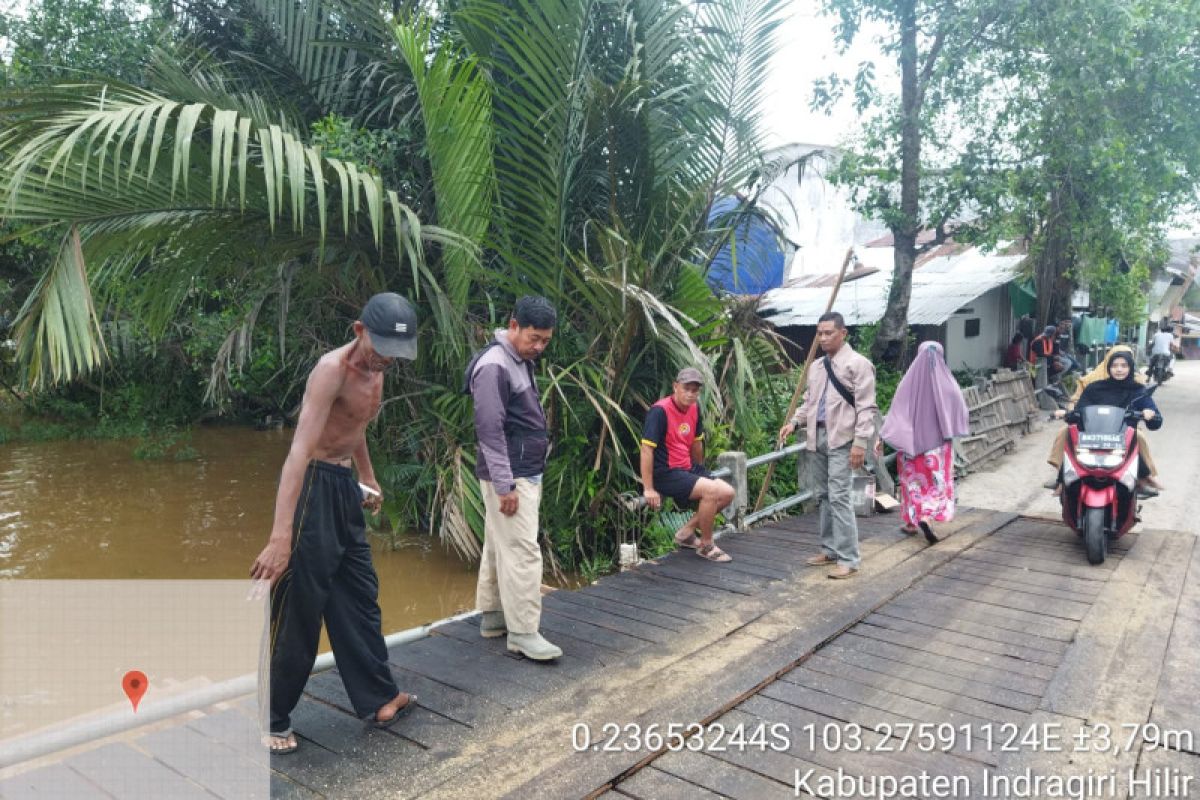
top-left (0, 426), bottom-right (480, 639)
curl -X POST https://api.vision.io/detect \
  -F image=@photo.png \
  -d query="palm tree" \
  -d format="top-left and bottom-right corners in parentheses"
top-left (0, 0), bottom-right (795, 567)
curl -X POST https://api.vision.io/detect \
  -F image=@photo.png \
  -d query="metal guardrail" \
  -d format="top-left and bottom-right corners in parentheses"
top-left (0, 608), bottom-right (479, 769)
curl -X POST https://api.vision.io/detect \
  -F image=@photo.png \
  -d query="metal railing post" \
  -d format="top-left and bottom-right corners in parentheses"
top-left (716, 451), bottom-right (748, 531)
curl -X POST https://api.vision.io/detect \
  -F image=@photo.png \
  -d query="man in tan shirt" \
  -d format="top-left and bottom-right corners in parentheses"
top-left (779, 311), bottom-right (878, 578)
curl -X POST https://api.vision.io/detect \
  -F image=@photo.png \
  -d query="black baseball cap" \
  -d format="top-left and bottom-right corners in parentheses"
top-left (360, 293), bottom-right (418, 361)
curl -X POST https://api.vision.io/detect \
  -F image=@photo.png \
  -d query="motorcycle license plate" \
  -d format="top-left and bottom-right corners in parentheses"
top-left (1079, 433), bottom-right (1123, 449)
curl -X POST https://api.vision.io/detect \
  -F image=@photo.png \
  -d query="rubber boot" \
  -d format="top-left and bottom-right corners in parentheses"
top-left (480, 610), bottom-right (507, 638)
top-left (506, 631), bottom-right (562, 660)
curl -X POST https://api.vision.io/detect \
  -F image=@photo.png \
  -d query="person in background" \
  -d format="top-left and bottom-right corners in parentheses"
top-left (1029, 325), bottom-right (1060, 377)
top-left (879, 342), bottom-right (970, 544)
top-left (1056, 318), bottom-right (1082, 375)
top-left (1148, 322), bottom-right (1178, 378)
top-left (1003, 333), bottom-right (1026, 370)
top-left (640, 367), bottom-right (736, 563)
top-left (777, 312), bottom-right (878, 579)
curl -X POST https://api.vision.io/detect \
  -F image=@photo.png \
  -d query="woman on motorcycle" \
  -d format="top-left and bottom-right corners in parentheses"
top-left (1046, 345), bottom-right (1162, 494)
top-left (1052, 350), bottom-right (1162, 488)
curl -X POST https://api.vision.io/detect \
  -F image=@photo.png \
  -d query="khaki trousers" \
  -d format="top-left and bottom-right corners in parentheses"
top-left (476, 478), bottom-right (543, 634)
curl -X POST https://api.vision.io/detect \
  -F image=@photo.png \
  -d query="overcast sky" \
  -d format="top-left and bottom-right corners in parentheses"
top-left (760, 2), bottom-right (892, 149)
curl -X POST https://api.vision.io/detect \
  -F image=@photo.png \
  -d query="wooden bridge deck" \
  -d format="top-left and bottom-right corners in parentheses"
top-left (4, 508), bottom-right (1196, 799)
top-left (268, 508), bottom-right (1197, 799)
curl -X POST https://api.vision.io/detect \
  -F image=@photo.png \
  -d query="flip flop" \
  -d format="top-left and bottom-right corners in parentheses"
top-left (264, 731), bottom-right (298, 755)
top-left (900, 525), bottom-right (919, 535)
top-left (374, 693), bottom-right (418, 728)
top-left (696, 543), bottom-right (732, 563)
top-left (674, 531), bottom-right (701, 549)
top-left (918, 521), bottom-right (939, 545)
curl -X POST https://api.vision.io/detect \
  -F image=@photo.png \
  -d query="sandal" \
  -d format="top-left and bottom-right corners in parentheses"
top-left (264, 731), bottom-right (299, 755)
top-left (900, 525), bottom-right (918, 535)
top-left (918, 521), bottom-right (939, 545)
top-left (696, 544), bottom-right (732, 563)
top-left (374, 693), bottom-right (418, 728)
top-left (674, 531), bottom-right (701, 549)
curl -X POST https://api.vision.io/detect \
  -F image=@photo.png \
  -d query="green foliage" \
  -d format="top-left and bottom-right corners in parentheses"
top-left (1, 0), bottom-right (792, 573)
top-left (133, 427), bottom-right (199, 461)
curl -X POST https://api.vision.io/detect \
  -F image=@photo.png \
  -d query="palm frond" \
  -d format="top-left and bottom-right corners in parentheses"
top-left (0, 82), bottom-right (471, 385)
top-left (394, 17), bottom-right (495, 356)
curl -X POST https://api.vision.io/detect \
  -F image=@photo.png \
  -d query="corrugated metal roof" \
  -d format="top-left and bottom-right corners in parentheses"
top-left (759, 247), bottom-right (1026, 327)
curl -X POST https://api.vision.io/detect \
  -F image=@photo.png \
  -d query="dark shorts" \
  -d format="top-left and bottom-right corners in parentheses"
top-left (654, 465), bottom-right (712, 506)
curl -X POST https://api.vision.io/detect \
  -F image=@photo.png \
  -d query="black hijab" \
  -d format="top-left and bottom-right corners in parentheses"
top-left (1077, 352), bottom-right (1143, 408)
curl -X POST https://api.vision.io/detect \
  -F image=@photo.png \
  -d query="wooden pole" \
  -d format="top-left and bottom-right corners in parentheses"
top-left (752, 247), bottom-right (856, 513)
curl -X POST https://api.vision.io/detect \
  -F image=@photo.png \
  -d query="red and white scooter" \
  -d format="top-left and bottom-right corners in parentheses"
top-left (1058, 385), bottom-right (1158, 565)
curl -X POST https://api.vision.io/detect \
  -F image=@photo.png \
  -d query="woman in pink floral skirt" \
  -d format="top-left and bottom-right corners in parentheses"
top-left (879, 342), bottom-right (970, 544)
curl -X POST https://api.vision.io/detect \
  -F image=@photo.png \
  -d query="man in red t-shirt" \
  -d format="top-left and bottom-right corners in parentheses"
top-left (640, 367), bottom-right (736, 562)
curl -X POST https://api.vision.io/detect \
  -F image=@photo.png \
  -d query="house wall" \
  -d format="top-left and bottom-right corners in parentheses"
top-left (942, 285), bottom-right (1014, 372)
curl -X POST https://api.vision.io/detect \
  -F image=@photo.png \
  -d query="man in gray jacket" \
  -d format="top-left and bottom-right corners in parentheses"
top-left (467, 296), bottom-right (561, 660)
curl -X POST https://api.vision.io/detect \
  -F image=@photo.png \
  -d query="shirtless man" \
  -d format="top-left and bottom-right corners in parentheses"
top-left (250, 292), bottom-right (418, 755)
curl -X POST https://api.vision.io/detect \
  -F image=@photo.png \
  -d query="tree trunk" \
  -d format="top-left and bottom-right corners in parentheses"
top-left (871, 0), bottom-right (921, 369)
top-left (1034, 191), bottom-right (1074, 326)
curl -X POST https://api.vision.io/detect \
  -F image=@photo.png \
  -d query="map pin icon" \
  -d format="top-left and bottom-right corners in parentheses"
top-left (122, 670), bottom-right (148, 712)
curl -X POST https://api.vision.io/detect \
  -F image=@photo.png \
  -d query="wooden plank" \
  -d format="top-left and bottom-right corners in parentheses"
top-left (864, 606), bottom-right (1070, 657)
top-left (799, 655), bottom-right (1029, 727)
top-left (67, 743), bottom-right (216, 800)
top-left (635, 561), bottom-right (764, 596)
top-left (597, 570), bottom-right (732, 609)
top-left (578, 583), bottom-right (707, 621)
top-left (859, 614), bottom-right (1062, 668)
top-left (185, 707), bottom-right (261, 756)
top-left (539, 607), bottom-right (655, 652)
top-left (740, 694), bottom-right (981, 776)
top-left (704, 710), bottom-right (844, 790)
top-left (385, 636), bottom-right (543, 708)
top-left (652, 748), bottom-right (795, 799)
top-left (721, 704), bottom-right (920, 783)
top-left (885, 588), bottom-right (1078, 641)
top-left (916, 575), bottom-right (1091, 620)
top-left (958, 541), bottom-right (1120, 575)
top-left (543, 589), bottom-right (689, 632)
top-left (970, 537), bottom-right (1125, 566)
top-left (849, 618), bottom-right (1060, 679)
top-left (406, 630), bottom-right (590, 693)
top-left (302, 672), bottom-right (471, 751)
top-left (382, 663), bottom-right (513, 727)
top-left (757, 679), bottom-right (995, 766)
top-left (936, 560), bottom-right (1102, 599)
top-left (871, 603), bottom-right (1070, 655)
top-left (1149, 537), bottom-right (1200, 738)
top-left (0, 764), bottom-right (112, 800)
top-left (931, 563), bottom-right (1101, 605)
top-left (542, 593), bottom-right (675, 643)
top-left (615, 766), bottom-right (727, 799)
top-left (779, 667), bottom-right (1018, 757)
top-left (431, 618), bottom-right (615, 673)
top-left (137, 723), bottom-right (271, 800)
top-left (712, 537), bottom-right (807, 563)
top-left (831, 633), bottom-right (1049, 696)
top-left (650, 549), bottom-right (776, 586)
top-left (270, 772), bottom-right (323, 800)
top-left (268, 702), bottom-right (438, 797)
